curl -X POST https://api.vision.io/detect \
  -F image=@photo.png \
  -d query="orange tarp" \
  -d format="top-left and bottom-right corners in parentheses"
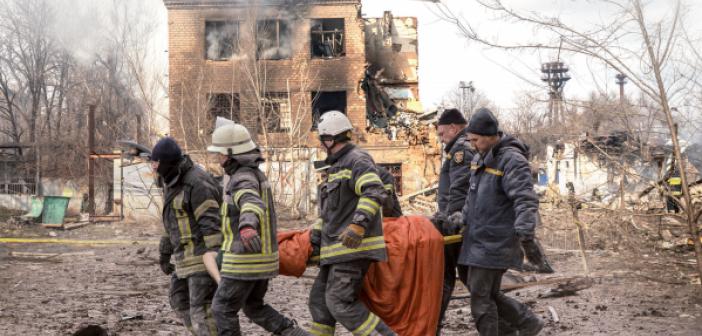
top-left (277, 216), bottom-right (445, 336)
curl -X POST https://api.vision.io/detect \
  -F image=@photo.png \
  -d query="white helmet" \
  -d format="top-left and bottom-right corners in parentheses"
top-left (207, 123), bottom-right (257, 155)
top-left (317, 111), bottom-right (353, 137)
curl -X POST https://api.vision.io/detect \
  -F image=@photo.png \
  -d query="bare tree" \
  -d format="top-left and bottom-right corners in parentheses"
top-left (432, 0), bottom-right (702, 284)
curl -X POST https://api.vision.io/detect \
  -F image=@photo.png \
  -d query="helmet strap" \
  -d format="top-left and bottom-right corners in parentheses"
top-left (322, 139), bottom-right (336, 156)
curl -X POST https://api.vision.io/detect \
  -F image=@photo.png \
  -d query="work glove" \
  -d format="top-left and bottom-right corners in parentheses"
top-left (239, 227), bottom-right (262, 253)
top-left (339, 223), bottom-right (365, 249)
top-left (521, 237), bottom-right (555, 273)
top-left (215, 250), bottom-right (223, 269)
top-left (429, 212), bottom-right (447, 232)
top-left (444, 212), bottom-right (465, 235)
top-left (159, 253), bottom-right (175, 275)
top-left (311, 243), bottom-right (320, 258)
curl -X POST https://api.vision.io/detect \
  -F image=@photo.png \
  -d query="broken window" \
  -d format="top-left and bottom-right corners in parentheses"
top-left (311, 91), bottom-right (347, 129)
top-left (208, 94), bottom-right (240, 130)
top-left (260, 93), bottom-right (291, 133)
top-left (205, 21), bottom-right (239, 61)
top-left (311, 18), bottom-right (344, 58)
top-left (257, 20), bottom-right (292, 60)
top-left (378, 163), bottom-right (403, 195)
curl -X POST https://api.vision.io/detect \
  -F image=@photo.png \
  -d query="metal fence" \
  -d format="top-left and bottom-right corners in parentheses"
top-left (0, 182), bottom-right (36, 195)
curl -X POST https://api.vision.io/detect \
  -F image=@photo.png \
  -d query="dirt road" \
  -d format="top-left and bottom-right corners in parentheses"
top-left (1, 211), bottom-right (701, 335)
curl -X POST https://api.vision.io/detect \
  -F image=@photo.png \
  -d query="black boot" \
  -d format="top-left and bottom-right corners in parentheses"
top-left (277, 320), bottom-right (312, 336)
top-left (369, 320), bottom-right (396, 336)
top-left (517, 315), bottom-right (544, 336)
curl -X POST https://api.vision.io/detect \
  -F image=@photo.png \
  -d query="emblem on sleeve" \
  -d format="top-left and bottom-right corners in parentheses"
top-left (454, 151), bottom-right (464, 164)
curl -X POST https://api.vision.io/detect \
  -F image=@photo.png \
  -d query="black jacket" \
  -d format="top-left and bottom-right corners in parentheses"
top-left (316, 144), bottom-right (388, 265)
top-left (377, 166), bottom-right (403, 218)
top-left (458, 135), bottom-right (539, 270)
top-left (160, 156), bottom-right (223, 278)
top-left (438, 128), bottom-right (475, 215)
top-left (220, 151), bottom-right (279, 280)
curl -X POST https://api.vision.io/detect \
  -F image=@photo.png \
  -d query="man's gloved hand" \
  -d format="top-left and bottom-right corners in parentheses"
top-left (159, 253), bottom-right (175, 275)
top-left (239, 227), bottom-right (262, 253)
top-left (429, 212), bottom-right (447, 233)
top-left (311, 243), bottom-right (320, 258)
top-left (339, 224), bottom-right (365, 249)
top-left (443, 212), bottom-right (465, 235)
top-left (520, 236), bottom-right (555, 273)
top-left (215, 250), bottom-right (223, 269)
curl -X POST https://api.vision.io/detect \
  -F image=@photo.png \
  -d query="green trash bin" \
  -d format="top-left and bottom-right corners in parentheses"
top-left (42, 196), bottom-right (70, 224)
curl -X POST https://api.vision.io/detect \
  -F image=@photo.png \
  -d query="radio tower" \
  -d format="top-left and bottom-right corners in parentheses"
top-left (541, 61), bottom-right (571, 126)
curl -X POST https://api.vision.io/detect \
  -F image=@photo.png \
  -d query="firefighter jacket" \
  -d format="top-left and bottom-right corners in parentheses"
top-left (377, 166), bottom-right (403, 218)
top-left (160, 156), bottom-right (223, 279)
top-left (667, 171), bottom-right (682, 196)
top-left (219, 151), bottom-right (279, 280)
top-left (458, 135), bottom-right (539, 270)
top-left (315, 143), bottom-right (388, 265)
top-left (437, 128), bottom-right (475, 216)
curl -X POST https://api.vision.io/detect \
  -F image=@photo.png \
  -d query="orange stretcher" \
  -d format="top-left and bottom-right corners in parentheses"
top-left (277, 215), bottom-right (445, 336)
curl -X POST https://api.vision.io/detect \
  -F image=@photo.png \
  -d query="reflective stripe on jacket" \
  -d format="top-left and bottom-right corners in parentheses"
top-left (220, 161), bottom-right (279, 280)
top-left (319, 144), bottom-right (388, 265)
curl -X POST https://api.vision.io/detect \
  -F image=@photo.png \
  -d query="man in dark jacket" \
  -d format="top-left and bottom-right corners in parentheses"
top-left (151, 137), bottom-right (221, 336)
top-left (458, 108), bottom-right (544, 336)
top-left (207, 124), bottom-right (309, 336)
top-left (308, 111), bottom-right (396, 336)
top-left (432, 108), bottom-right (475, 334)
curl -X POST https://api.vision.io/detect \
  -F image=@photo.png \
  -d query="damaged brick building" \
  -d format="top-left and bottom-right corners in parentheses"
top-left (162, 0), bottom-right (439, 202)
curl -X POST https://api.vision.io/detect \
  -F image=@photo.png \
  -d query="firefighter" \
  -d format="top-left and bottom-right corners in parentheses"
top-left (207, 124), bottom-right (309, 336)
top-left (458, 108), bottom-right (544, 336)
top-left (151, 137), bottom-right (221, 336)
top-left (377, 165), bottom-right (403, 218)
top-left (666, 167), bottom-right (682, 213)
top-left (308, 111), bottom-right (396, 336)
top-left (431, 108), bottom-right (476, 334)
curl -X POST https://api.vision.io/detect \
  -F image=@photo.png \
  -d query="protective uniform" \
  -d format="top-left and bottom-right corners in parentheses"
top-left (308, 111), bottom-right (396, 336)
top-left (666, 168), bottom-right (682, 213)
top-left (207, 124), bottom-right (308, 336)
top-left (156, 140), bottom-right (222, 336)
top-left (377, 166), bottom-right (403, 218)
top-left (458, 108), bottom-right (543, 336)
top-left (435, 126), bottom-right (475, 334)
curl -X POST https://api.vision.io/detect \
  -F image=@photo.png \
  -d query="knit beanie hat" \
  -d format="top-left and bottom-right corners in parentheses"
top-left (467, 108), bottom-right (499, 136)
top-left (437, 108), bottom-right (467, 125)
top-left (151, 137), bottom-right (183, 163)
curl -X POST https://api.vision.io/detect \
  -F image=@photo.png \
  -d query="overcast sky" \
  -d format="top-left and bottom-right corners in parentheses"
top-left (362, 0), bottom-right (702, 111)
top-left (123, 0), bottom-right (701, 116)
top-left (52, 0), bottom-right (702, 114)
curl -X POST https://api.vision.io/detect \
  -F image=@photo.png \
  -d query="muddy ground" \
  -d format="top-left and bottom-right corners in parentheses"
top-left (1, 209), bottom-right (701, 335)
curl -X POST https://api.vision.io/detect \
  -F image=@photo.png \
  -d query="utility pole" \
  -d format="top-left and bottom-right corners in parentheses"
top-left (541, 61), bottom-right (571, 126)
top-left (615, 73), bottom-right (627, 105)
top-left (615, 73), bottom-right (627, 209)
top-left (459, 81), bottom-right (475, 119)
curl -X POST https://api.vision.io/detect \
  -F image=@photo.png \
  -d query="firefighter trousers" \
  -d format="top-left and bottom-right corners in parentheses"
top-left (211, 277), bottom-right (294, 336)
top-left (308, 259), bottom-right (396, 336)
top-left (169, 273), bottom-right (218, 336)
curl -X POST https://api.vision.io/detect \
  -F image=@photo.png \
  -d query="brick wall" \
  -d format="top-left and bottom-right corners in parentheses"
top-left (164, 1), bottom-right (439, 194)
top-left (166, 2), bottom-right (367, 150)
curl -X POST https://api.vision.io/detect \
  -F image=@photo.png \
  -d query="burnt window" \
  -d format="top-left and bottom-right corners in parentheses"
top-left (205, 21), bottom-right (239, 61)
top-left (311, 18), bottom-right (344, 58)
top-left (378, 163), bottom-right (403, 196)
top-left (208, 94), bottom-right (240, 128)
top-left (311, 91), bottom-right (347, 129)
top-left (260, 93), bottom-right (291, 133)
top-left (256, 20), bottom-right (291, 60)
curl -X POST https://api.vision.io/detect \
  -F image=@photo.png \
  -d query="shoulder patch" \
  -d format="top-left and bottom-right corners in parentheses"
top-left (454, 151), bottom-right (464, 164)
